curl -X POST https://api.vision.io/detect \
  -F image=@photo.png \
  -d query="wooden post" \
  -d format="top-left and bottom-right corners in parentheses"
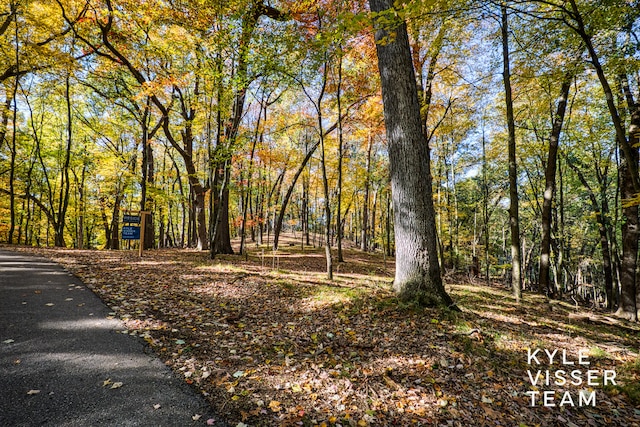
top-left (139, 211), bottom-right (150, 257)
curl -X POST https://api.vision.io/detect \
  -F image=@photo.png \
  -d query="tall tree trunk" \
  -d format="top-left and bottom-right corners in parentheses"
top-left (371, 188), bottom-right (378, 250)
top-left (336, 49), bottom-right (345, 263)
top-left (211, 2), bottom-right (287, 256)
top-left (238, 135), bottom-right (259, 256)
top-left (318, 51), bottom-right (333, 280)
top-left (239, 91), bottom-right (267, 254)
top-left (302, 170), bottom-right (310, 246)
top-left (618, 144), bottom-right (638, 320)
top-left (211, 159), bottom-right (232, 256)
top-left (370, 0), bottom-right (454, 307)
top-left (8, 13), bottom-right (18, 243)
top-left (8, 76), bottom-right (17, 244)
top-left (107, 194), bottom-right (122, 250)
top-left (501, 4), bottom-right (522, 302)
top-left (140, 99), bottom-right (158, 250)
top-left (0, 86), bottom-right (11, 154)
top-left (177, 84), bottom-right (209, 251)
top-left (361, 134), bottom-right (373, 251)
top-left (54, 72), bottom-right (73, 247)
top-left (75, 158), bottom-right (87, 249)
top-left (617, 75), bottom-right (640, 320)
top-left (481, 125), bottom-right (491, 283)
top-left (539, 75), bottom-right (572, 295)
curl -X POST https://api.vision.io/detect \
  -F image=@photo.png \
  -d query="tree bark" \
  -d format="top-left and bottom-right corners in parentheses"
top-left (336, 48), bottom-right (345, 263)
top-left (8, 12), bottom-right (18, 244)
top-left (54, 72), bottom-right (73, 247)
top-left (361, 134), bottom-right (373, 251)
top-left (539, 75), bottom-right (572, 295)
top-left (318, 50), bottom-right (333, 280)
top-left (617, 75), bottom-right (640, 320)
top-left (8, 76), bottom-right (17, 244)
top-left (370, 0), bottom-right (454, 307)
top-left (140, 99), bottom-right (159, 250)
top-left (501, 4), bottom-right (522, 302)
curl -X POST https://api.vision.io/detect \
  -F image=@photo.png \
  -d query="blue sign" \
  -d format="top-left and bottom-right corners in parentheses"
top-left (122, 225), bottom-right (140, 240)
top-left (123, 214), bottom-right (141, 224)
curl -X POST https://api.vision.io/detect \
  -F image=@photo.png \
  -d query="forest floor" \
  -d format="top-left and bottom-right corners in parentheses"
top-left (7, 237), bottom-right (640, 427)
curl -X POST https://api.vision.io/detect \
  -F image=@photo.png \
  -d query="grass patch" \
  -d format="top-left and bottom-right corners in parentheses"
top-left (588, 346), bottom-right (612, 360)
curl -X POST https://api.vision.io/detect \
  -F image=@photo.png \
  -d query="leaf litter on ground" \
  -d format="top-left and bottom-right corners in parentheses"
top-left (11, 243), bottom-right (640, 427)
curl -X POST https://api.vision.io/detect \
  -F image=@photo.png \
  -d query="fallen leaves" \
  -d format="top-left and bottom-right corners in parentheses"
top-left (102, 379), bottom-right (123, 389)
top-left (17, 246), bottom-right (640, 427)
top-left (268, 400), bottom-right (282, 412)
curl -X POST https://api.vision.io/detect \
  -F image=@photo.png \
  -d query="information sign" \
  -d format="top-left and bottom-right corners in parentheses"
top-left (122, 225), bottom-right (141, 240)
top-left (123, 214), bottom-right (141, 224)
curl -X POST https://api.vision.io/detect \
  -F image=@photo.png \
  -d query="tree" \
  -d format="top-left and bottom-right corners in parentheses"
top-left (538, 72), bottom-right (573, 295)
top-left (547, 0), bottom-right (639, 319)
top-left (369, 0), bottom-right (454, 307)
top-left (501, 3), bottom-right (522, 302)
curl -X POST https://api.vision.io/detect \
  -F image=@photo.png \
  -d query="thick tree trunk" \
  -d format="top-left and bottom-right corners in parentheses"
top-left (213, 184), bottom-right (234, 254)
top-left (618, 149), bottom-right (638, 320)
top-left (108, 195), bottom-right (122, 250)
top-left (617, 78), bottom-right (640, 320)
top-left (370, 0), bottom-right (453, 307)
top-left (501, 4), bottom-right (522, 302)
top-left (539, 76), bottom-right (572, 295)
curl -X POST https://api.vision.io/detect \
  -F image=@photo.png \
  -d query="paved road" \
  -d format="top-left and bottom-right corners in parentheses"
top-left (0, 250), bottom-right (222, 427)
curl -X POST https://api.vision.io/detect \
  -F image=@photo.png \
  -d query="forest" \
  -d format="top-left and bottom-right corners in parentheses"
top-left (1, 0), bottom-right (640, 319)
top-left (2, 1), bottom-right (640, 425)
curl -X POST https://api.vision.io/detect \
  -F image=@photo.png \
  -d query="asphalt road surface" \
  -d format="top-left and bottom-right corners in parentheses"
top-left (0, 249), bottom-right (223, 427)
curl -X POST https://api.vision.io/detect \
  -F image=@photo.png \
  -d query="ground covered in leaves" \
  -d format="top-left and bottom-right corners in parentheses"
top-left (7, 241), bottom-right (640, 426)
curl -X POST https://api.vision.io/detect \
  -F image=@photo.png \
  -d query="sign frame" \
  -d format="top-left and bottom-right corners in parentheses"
top-left (122, 210), bottom-right (151, 256)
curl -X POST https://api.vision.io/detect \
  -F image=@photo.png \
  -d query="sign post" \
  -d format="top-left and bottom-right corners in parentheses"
top-left (122, 211), bottom-right (151, 257)
top-left (139, 211), bottom-right (150, 257)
